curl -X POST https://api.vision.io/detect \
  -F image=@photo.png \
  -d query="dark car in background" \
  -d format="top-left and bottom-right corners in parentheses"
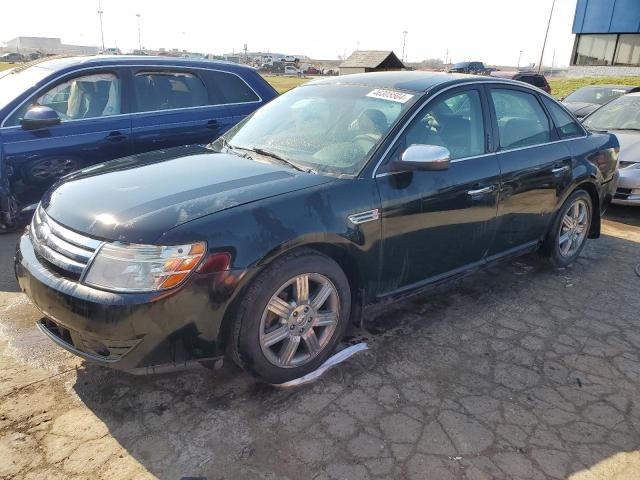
top-left (16, 72), bottom-right (619, 383)
top-left (490, 71), bottom-right (551, 94)
top-left (448, 61), bottom-right (490, 75)
top-left (0, 56), bottom-right (278, 231)
top-left (562, 84), bottom-right (640, 119)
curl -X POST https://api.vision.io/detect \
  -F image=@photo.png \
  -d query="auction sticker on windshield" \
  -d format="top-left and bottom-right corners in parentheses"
top-left (366, 88), bottom-right (414, 103)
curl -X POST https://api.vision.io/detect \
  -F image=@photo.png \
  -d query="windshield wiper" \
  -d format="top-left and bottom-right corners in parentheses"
top-left (228, 145), bottom-right (315, 173)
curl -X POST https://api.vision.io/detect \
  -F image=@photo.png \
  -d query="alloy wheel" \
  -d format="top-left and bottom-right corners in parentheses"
top-left (259, 273), bottom-right (339, 368)
top-left (558, 198), bottom-right (589, 257)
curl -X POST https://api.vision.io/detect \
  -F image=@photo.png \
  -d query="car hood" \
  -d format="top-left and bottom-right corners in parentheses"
top-left (42, 145), bottom-right (333, 244)
top-left (563, 101), bottom-right (598, 118)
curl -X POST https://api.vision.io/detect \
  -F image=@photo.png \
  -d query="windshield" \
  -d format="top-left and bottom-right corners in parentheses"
top-left (213, 84), bottom-right (418, 176)
top-left (564, 86), bottom-right (629, 105)
top-left (0, 65), bottom-right (52, 112)
top-left (583, 95), bottom-right (640, 131)
top-left (452, 62), bottom-right (469, 69)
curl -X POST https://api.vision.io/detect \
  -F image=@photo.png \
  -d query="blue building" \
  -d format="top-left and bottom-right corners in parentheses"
top-left (571, 0), bottom-right (640, 75)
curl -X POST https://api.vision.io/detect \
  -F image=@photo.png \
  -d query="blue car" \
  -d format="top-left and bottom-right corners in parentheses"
top-left (0, 56), bottom-right (277, 231)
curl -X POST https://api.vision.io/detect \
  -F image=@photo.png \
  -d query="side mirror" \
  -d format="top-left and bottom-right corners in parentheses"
top-left (21, 105), bottom-right (61, 130)
top-left (400, 144), bottom-right (451, 171)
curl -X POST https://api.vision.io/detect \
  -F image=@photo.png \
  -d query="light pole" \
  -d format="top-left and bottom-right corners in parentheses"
top-left (402, 30), bottom-right (408, 63)
top-left (517, 50), bottom-right (523, 69)
top-left (97, 0), bottom-right (105, 51)
top-left (136, 13), bottom-right (142, 52)
top-left (537, 0), bottom-right (556, 74)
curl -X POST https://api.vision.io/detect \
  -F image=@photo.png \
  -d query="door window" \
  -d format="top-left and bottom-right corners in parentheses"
top-left (134, 71), bottom-right (208, 112)
top-left (541, 97), bottom-right (584, 139)
top-left (208, 71), bottom-right (260, 104)
top-left (491, 89), bottom-right (551, 149)
top-left (399, 89), bottom-right (485, 161)
top-left (5, 72), bottom-right (121, 126)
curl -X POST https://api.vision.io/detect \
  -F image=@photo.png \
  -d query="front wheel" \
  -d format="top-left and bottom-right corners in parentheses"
top-left (542, 190), bottom-right (592, 267)
top-left (229, 249), bottom-right (351, 384)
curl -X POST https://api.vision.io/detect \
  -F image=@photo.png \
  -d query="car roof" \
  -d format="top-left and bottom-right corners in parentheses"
top-left (578, 84), bottom-right (639, 90)
top-left (308, 71), bottom-right (514, 93)
top-left (21, 55), bottom-right (255, 74)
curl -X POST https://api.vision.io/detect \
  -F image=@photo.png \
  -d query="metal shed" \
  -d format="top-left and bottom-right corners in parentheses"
top-left (339, 50), bottom-right (405, 76)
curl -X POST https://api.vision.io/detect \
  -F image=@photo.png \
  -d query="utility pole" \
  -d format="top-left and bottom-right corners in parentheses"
top-left (97, 0), bottom-right (105, 51)
top-left (402, 30), bottom-right (408, 63)
top-left (537, 0), bottom-right (556, 74)
top-left (551, 49), bottom-right (556, 77)
top-left (517, 50), bottom-right (523, 69)
top-left (136, 14), bottom-right (142, 51)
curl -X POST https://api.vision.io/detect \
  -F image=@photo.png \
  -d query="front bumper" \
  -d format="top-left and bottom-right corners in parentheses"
top-left (612, 168), bottom-right (640, 206)
top-left (15, 230), bottom-right (246, 373)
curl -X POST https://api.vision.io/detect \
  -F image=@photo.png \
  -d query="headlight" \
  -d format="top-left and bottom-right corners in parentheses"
top-left (84, 242), bottom-right (207, 292)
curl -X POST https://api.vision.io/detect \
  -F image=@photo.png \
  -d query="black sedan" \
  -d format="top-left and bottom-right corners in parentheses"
top-left (16, 72), bottom-right (619, 383)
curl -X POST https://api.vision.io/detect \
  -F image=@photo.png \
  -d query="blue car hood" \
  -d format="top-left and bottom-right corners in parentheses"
top-left (42, 145), bottom-right (332, 244)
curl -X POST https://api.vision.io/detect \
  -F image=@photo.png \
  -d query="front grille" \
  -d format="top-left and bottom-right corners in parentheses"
top-left (617, 188), bottom-right (633, 195)
top-left (30, 206), bottom-right (102, 278)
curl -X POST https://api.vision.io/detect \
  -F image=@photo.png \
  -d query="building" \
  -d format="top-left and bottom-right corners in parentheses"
top-left (2, 37), bottom-right (97, 56)
top-left (569, 0), bottom-right (640, 77)
top-left (339, 50), bottom-right (405, 75)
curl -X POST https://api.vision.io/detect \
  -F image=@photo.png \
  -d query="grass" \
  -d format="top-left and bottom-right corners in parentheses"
top-left (0, 62), bottom-right (15, 72)
top-left (262, 75), bottom-right (311, 94)
top-left (550, 76), bottom-right (640, 99)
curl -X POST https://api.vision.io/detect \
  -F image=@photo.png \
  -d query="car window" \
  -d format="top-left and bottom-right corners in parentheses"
top-left (541, 97), bottom-right (583, 139)
top-left (208, 71), bottom-right (260, 104)
top-left (134, 71), bottom-right (208, 112)
top-left (491, 89), bottom-right (551, 149)
top-left (400, 89), bottom-right (485, 161)
top-left (518, 75), bottom-right (546, 89)
top-left (5, 72), bottom-right (121, 126)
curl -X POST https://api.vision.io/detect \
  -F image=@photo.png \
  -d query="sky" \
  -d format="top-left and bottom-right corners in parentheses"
top-left (0, 0), bottom-right (578, 67)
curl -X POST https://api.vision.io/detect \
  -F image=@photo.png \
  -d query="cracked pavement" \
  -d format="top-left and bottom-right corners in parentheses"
top-left (0, 205), bottom-right (639, 479)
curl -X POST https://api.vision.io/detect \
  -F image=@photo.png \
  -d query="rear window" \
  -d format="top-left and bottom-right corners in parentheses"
top-left (517, 75), bottom-right (547, 89)
top-left (208, 71), bottom-right (260, 104)
top-left (134, 71), bottom-right (208, 112)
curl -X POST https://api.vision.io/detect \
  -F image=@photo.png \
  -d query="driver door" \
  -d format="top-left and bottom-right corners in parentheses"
top-left (375, 86), bottom-right (501, 295)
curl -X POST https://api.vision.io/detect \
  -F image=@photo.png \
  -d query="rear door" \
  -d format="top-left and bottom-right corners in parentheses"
top-left (0, 68), bottom-right (132, 203)
top-left (487, 86), bottom-right (572, 257)
top-left (130, 67), bottom-right (235, 153)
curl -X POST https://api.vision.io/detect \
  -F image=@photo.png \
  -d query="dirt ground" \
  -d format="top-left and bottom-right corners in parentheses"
top-left (0, 205), bottom-right (639, 480)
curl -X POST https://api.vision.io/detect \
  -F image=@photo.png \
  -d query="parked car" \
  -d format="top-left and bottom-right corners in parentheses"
top-left (490, 71), bottom-right (551, 94)
top-left (284, 65), bottom-right (299, 76)
top-left (0, 53), bottom-right (24, 63)
top-left (562, 84), bottom-right (640, 119)
top-left (448, 61), bottom-right (490, 75)
top-left (304, 66), bottom-right (320, 75)
top-left (99, 48), bottom-right (122, 55)
top-left (582, 92), bottom-right (640, 206)
top-left (16, 72), bottom-right (619, 383)
top-left (0, 55), bottom-right (278, 231)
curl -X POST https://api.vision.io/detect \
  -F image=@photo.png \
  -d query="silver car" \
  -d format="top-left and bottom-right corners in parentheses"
top-left (583, 93), bottom-right (640, 206)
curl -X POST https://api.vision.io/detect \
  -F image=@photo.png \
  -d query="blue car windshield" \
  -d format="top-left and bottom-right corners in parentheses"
top-left (217, 83), bottom-right (419, 176)
top-left (0, 66), bottom-right (52, 112)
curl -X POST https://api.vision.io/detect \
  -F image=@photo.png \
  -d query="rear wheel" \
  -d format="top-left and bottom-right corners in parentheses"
top-left (230, 249), bottom-right (350, 384)
top-left (542, 190), bottom-right (592, 267)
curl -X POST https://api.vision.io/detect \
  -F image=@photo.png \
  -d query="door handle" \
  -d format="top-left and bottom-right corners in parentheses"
top-left (106, 131), bottom-right (126, 142)
top-left (552, 165), bottom-right (570, 174)
top-left (467, 185), bottom-right (496, 196)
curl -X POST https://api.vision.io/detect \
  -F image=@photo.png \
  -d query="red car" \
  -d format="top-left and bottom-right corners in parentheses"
top-left (304, 66), bottom-right (320, 75)
top-left (490, 71), bottom-right (551, 94)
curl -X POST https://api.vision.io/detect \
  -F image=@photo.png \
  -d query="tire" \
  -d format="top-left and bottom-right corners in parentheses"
top-left (542, 190), bottom-right (592, 268)
top-left (229, 249), bottom-right (351, 384)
